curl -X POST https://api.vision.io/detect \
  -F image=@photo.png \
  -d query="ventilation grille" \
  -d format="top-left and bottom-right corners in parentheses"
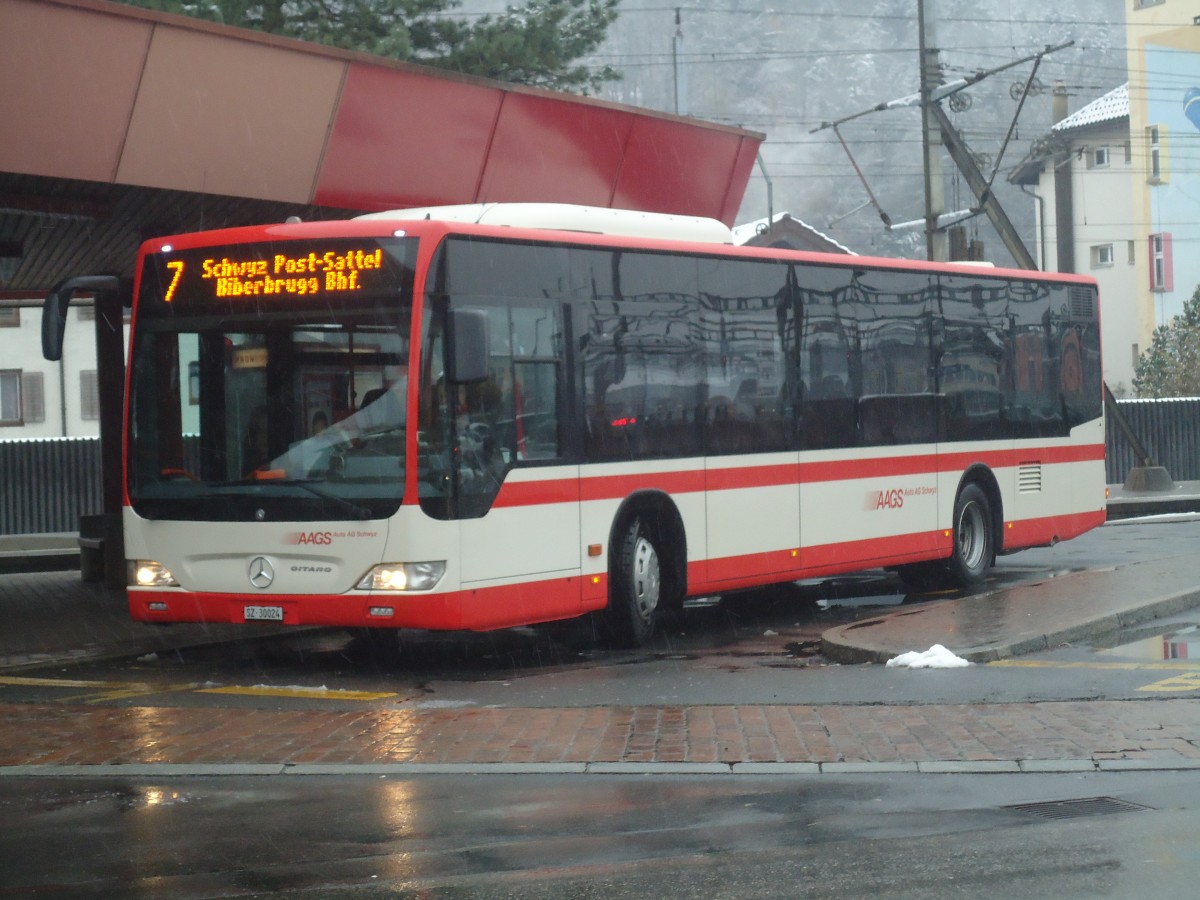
top-left (1018, 462), bottom-right (1042, 494)
top-left (1069, 285), bottom-right (1097, 320)
top-left (1007, 797), bottom-right (1151, 820)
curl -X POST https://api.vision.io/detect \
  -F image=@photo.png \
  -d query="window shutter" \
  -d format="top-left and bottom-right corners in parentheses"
top-left (20, 372), bottom-right (45, 423)
top-left (1163, 232), bottom-right (1174, 292)
top-left (1149, 236), bottom-right (1157, 290)
top-left (80, 370), bottom-right (100, 420)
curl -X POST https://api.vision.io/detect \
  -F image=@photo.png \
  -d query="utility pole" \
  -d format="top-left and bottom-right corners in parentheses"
top-left (917, 0), bottom-right (948, 262)
top-left (813, 11), bottom-right (1070, 269)
top-left (672, 8), bottom-right (688, 116)
top-left (930, 104), bottom-right (1037, 269)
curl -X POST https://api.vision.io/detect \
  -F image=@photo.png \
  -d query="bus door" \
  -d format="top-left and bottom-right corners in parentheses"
top-left (421, 299), bottom-right (581, 627)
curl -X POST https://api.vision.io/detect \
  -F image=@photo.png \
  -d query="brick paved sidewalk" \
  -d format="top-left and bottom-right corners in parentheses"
top-left (3, 700), bottom-right (1200, 769)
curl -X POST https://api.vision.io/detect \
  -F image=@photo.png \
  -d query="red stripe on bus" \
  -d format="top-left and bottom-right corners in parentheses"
top-left (575, 469), bottom-right (708, 503)
top-left (131, 577), bottom-right (597, 632)
top-left (492, 443), bottom-right (1105, 508)
top-left (1005, 508), bottom-right (1106, 550)
top-left (491, 479), bottom-right (582, 508)
top-left (703, 463), bottom-right (800, 491)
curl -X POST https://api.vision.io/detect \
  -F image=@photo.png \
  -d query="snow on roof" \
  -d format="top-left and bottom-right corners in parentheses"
top-left (731, 212), bottom-right (857, 255)
top-left (1053, 83), bottom-right (1128, 133)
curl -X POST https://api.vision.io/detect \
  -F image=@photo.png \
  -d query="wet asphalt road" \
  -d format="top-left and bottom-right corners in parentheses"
top-left (4, 520), bottom-right (1200, 898)
top-left (6, 769), bottom-right (1200, 898)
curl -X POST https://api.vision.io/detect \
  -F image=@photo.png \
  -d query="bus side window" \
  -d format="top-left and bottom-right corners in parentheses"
top-left (451, 304), bottom-right (562, 518)
top-left (513, 361), bottom-right (559, 459)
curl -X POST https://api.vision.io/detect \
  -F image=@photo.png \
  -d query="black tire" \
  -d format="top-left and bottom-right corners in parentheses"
top-left (947, 483), bottom-right (994, 589)
top-left (605, 516), bottom-right (661, 647)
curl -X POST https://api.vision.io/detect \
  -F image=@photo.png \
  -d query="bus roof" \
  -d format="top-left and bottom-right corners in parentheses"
top-left (355, 203), bottom-right (735, 245)
top-left (139, 208), bottom-right (1098, 289)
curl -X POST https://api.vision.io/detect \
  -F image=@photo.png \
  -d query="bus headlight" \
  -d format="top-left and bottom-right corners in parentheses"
top-left (356, 562), bottom-right (445, 592)
top-left (129, 560), bottom-right (179, 587)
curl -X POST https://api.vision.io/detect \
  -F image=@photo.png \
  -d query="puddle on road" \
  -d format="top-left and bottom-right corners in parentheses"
top-left (1093, 623), bottom-right (1200, 660)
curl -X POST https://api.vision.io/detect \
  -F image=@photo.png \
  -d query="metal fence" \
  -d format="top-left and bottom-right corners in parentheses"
top-left (1106, 398), bottom-right (1200, 485)
top-left (0, 437), bottom-right (103, 534)
top-left (3, 401), bottom-right (1198, 534)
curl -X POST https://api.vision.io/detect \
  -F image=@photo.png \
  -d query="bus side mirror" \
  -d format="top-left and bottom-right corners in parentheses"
top-left (446, 307), bottom-right (489, 384)
top-left (42, 275), bottom-right (124, 361)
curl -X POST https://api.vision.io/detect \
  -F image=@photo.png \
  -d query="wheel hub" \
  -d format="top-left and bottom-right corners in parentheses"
top-left (631, 536), bottom-right (661, 618)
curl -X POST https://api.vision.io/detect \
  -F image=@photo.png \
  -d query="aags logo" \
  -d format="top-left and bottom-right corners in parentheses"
top-left (866, 489), bottom-right (905, 511)
top-left (285, 531), bottom-right (334, 545)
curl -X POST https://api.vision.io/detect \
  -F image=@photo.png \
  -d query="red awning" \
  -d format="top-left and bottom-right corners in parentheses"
top-left (0, 0), bottom-right (762, 225)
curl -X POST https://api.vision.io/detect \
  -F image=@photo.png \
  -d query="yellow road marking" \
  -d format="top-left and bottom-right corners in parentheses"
top-left (0, 675), bottom-right (396, 703)
top-left (988, 659), bottom-right (1200, 693)
top-left (1138, 672), bottom-right (1200, 693)
top-left (72, 685), bottom-right (199, 705)
top-left (197, 686), bottom-right (398, 701)
top-left (989, 660), bottom-right (1200, 672)
top-left (0, 675), bottom-right (200, 705)
top-left (0, 675), bottom-right (130, 689)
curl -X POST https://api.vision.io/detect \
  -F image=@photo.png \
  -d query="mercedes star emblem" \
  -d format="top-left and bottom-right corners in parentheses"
top-left (248, 556), bottom-right (275, 589)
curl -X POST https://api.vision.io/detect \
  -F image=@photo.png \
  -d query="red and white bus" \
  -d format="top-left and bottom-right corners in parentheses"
top-left (52, 204), bottom-right (1107, 646)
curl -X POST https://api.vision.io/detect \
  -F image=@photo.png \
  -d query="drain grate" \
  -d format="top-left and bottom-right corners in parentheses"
top-left (1006, 796), bottom-right (1151, 820)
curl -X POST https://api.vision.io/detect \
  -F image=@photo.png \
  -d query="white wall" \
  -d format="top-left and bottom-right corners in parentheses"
top-left (0, 302), bottom-right (129, 439)
top-left (1070, 131), bottom-right (1139, 395)
top-left (1030, 124), bottom-right (1139, 394)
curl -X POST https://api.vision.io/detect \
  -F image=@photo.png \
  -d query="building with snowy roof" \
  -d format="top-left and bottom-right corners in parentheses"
top-left (1010, 82), bottom-right (1138, 392)
top-left (732, 213), bottom-right (856, 255)
top-left (1011, 0), bottom-right (1200, 395)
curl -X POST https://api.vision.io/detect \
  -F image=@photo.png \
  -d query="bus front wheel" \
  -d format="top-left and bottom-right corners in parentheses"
top-left (947, 483), bottom-right (994, 589)
top-left (605, 517), bottom-right (661, 647)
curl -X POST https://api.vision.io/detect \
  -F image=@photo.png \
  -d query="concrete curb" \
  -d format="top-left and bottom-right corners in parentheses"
top-left (7, 758), bottom-right (1200, 777)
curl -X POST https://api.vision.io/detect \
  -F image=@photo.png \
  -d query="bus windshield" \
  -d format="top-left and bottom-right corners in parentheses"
top-left (126, 236), bottom-right (417, 522)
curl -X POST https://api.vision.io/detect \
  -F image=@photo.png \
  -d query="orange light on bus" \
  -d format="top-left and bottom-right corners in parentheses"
top-left (163, 260), bottom-right (185, 303)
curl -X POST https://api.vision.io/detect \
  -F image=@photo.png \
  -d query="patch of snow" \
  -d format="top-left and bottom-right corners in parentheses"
top-left (885, 644), bottom-right (971, 669)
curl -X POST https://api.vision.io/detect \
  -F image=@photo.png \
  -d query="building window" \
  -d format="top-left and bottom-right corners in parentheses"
top-left (1090, 244), bottom-right (1114, 268)
top-left (0, 307), bottom-right (18, 327)
top-left (1128, 240), bottom-right (1136, 265)
top-left (1088, 146), bottom-right (1110, 169)
top-left (0, 370), bottom-right (21, 425)
top-left (1134, 0), bottom-right (1164, 8)
top-left (80, 370), bottom-right (100, 420)
top-left (1146, 125), bottom-right (1168, 183)
top-left (22, 372), bottom-right (45, 424)
top-left (0, 371), bottom-right (40, 425)
top-left (1150, 233), bottom-right (1173, 293)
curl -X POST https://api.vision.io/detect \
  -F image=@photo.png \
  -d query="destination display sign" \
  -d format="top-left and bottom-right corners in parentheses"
top-left (140, 238), bottom-right (414, 310)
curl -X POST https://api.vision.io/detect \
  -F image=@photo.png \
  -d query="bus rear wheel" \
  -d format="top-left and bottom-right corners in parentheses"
top-left (605, 517), bottom-right (661, 647)
top-left (947, 483), bottom-right (994, 589)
